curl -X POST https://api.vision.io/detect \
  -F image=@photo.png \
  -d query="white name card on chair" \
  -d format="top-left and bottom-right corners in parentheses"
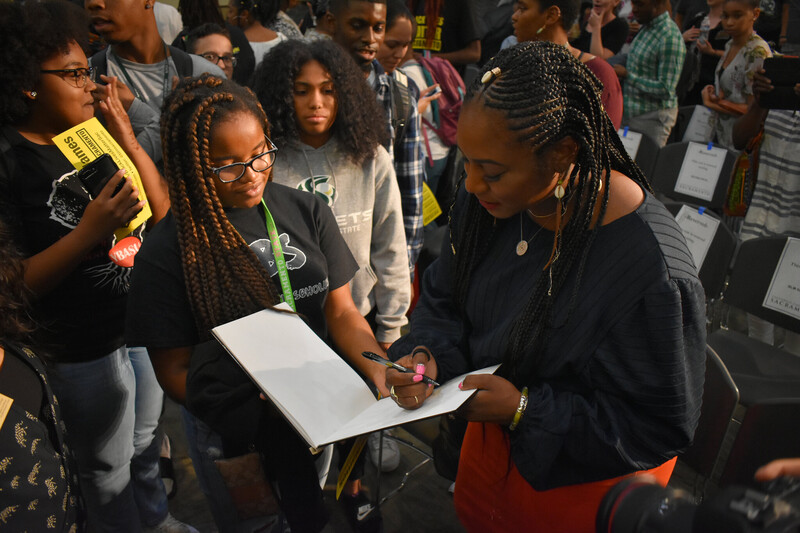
top-left (763, 237), bottom-right (800, 321)
top-left (682, 106), bottom-right (717, 143)
top-left (674, 142), bottom-right (726, 201)
top-left (675, 205), bottom-right (720, 269)
top-left (617, 128), bottom-right (643, 159)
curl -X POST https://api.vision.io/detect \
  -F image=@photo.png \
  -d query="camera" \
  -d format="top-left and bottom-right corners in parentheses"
top-left (596, 475), bottom-right (800, 532)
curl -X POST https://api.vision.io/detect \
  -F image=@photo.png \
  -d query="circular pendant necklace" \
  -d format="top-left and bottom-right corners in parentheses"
top-left (517, 211), bottom-right (544, 256)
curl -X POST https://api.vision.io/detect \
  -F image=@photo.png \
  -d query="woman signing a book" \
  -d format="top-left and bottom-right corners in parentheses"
top-left (125, 74), bottom-right (391, 533)
top-left (386, 42), bottom-right (707, 533)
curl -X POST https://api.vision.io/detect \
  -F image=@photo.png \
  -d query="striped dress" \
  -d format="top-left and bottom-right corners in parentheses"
top-left (740, 110), bottom-right (800, 241)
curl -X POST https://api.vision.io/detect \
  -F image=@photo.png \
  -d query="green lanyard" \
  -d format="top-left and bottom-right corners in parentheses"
top-left (260, 198), bottom-right (296, 311)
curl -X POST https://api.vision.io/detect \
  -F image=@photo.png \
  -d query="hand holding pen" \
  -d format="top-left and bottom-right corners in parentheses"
top-left (373, 346), bottom-right (439, 410)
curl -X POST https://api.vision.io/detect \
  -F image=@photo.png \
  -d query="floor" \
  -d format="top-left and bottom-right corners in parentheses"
top-left (162, 399), bottom-right (465, 533)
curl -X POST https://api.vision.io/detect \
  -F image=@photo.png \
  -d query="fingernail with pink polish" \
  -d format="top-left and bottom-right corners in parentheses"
top-left (415, 363), bottom-right (426, 374)
top-left (412, 374), bottom-right (423, 383)
top-left (458, 381), bottom-right (463, 389)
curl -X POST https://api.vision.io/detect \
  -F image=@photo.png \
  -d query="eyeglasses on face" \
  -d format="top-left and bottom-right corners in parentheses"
top-left (39, 67), bottom-right (96, 88)
top-left (209, 135), bottom-right (279, 183)
top-left (200, 52), bottom-right (238, 67)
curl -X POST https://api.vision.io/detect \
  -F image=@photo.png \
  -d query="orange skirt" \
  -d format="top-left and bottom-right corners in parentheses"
top-left (453, 422), bottom-right (676, 533)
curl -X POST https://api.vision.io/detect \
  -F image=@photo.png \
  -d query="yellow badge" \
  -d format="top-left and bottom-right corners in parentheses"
top-left (335, 434), bottom-right (368, 500)
top-left (52, 117), bottom-right (152, 240)
top-left (422, 182), bottom-right (442, 226)
top-left (0, 393), bottom-right (13, 432)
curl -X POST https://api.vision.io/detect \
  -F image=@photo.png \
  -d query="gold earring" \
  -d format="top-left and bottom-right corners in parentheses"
top-left (543, 174), bottom-right (566, 272)
top-left (536, 25), bottom-right (545, 35)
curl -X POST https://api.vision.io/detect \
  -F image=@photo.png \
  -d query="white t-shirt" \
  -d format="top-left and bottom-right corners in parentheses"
top-left (251, 33), bottom-right (288, 68)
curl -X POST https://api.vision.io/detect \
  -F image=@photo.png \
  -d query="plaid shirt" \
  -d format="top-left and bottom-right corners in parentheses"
top-left (371, 61), bottom-right (424, 274)
top-left (623, 11), bottom-right (685, 118)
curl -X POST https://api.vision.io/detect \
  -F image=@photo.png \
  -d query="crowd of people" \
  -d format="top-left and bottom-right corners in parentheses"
top-left (0, 0), bottom-right (797, 532)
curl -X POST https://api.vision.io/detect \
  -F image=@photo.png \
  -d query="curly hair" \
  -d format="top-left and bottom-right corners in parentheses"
top-left (160, 74), bottom-right (282, 336)
top-left (0, 1), bottom-right (89, 126)
top-left (177, 0), bottom-right (226, 28)
top-left (231, 0), bottom-right (280, 25)
top-left (0, 220), bottom-right (35, 347)
top-left (450, 41), bottom-right (650, 385)
top-left (185, 23), bottom-right (232, 54)
top-left (252, 39), bottom-right (388, 165)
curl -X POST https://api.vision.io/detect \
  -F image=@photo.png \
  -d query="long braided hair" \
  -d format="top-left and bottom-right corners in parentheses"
top-left (160, 74), bottom-right (281, 337)
top-left (451, 41), bottom-right (650, 386)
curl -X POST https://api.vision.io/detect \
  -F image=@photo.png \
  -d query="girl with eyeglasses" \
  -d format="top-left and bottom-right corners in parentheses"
top-left (0, 1), bottom-right (172, 531)
top-left (126, 73), bottom-right (391, 532)
top-left (253, 38), bottom-right (410, 529)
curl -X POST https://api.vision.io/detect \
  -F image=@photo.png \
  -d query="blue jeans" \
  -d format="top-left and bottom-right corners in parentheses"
top-left (181, 408), bottom-right (277, 533)
top-left (49, 346), bottom-right (168, 531)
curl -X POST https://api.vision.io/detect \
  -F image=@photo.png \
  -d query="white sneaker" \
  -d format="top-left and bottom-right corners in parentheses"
top-left (143, 513), bottom-right (200, 533)
top-left (367, 430), bottom-right (400, 472)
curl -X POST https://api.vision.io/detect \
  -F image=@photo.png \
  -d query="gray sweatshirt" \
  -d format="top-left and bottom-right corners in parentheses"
top-left (272, 138), bottom-right (410, 342)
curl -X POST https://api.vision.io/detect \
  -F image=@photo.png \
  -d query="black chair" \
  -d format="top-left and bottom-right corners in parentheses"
top-left (717, 399), bottom-right (800, 487)
top-left (663, 201), bottom-right (738, 300)
top-left (669, 105), bottom-right (697, 143)
top-left (651, 142), bottom-right (738, 209)
top-left (677, 346), bottom-right (740, 498)
top-left (708, 235), bottom-right (800, 406)
top-left (617, 127), bottom-right (660, 180)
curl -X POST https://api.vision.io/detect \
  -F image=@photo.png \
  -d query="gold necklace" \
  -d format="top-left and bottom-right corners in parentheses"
top-left (517, 212), bottom-right (545, 256)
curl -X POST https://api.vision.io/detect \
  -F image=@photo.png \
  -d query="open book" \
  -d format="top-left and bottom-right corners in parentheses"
top-left (211, 306), bottom-right (499, 449)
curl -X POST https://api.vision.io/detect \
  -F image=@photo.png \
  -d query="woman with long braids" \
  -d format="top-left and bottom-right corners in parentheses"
top-left (126, 74), bottom-right (391, 532)
top-left (386, 41), bottom-right (706, 531)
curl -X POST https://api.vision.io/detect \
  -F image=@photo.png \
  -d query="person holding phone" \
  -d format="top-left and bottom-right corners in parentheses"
top-left (732, 69), bottom-right (800, 355)
top-left (0, 2), bottom-right (176, 531)
top-left (701, 0), bottom-right (771, 149)
top-left (386, 42), bottom-right (706, 531)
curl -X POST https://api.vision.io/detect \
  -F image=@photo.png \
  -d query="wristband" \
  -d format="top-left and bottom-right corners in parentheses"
top-left (509, 387), bottom-right (529, 431)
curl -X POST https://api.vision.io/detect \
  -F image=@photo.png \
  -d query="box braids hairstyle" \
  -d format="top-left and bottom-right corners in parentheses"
top-left (160, 74), bottom-right (281, 337)
top-left (450, 41), bottom-right (650, 386)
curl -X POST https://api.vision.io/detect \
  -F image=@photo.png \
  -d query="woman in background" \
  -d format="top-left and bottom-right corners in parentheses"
top-left (701, 0), bottom-right (771, 148)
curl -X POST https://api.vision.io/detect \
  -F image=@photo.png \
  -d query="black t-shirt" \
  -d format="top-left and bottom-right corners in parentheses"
top-left (125, 181), bottom-right (358, 350)
top-left (0, 127), bottom-right (131, 362)
top-left (571, 17), bottom-right (630, 55)
top-left (410, 0), bottom-right (482, 54)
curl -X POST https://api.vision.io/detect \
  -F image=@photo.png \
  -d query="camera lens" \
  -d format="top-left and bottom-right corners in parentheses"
top-left (596, 476), bottom-right (697, 533)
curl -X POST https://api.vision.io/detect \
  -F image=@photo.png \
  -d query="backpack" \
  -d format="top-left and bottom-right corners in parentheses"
top-left (417, 55), bottom-right (465, 147)
top-left (90, 45), bottom-right (195, 81)
top-left (389, 69), bottom-right (415, 156)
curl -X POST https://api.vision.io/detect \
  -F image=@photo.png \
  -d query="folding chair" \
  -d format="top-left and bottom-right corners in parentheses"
top-left (707, 235), bottom-right (800, 407)
top-left (663, 201), bottom-right (738, 300)
top-left (676, 346), bottom-right (740, 499)
top-left (617, 126), bottom-right (660, 180)
top-left (651, 141), bottom-right (738, 209)
top-left (717, 399), bottom-right (800, 487)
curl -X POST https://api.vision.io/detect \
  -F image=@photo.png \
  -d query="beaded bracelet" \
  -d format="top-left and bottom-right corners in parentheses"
top-left (509, 387), bottom-right (529, 431)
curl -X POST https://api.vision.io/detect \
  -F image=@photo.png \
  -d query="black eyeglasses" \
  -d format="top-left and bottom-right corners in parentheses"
top-left (209, 135), bottom-right (278, 183)
top-left (39, 67), bottom-right (95, 88)
top-left (200, 52), bottom-right (238, 67)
